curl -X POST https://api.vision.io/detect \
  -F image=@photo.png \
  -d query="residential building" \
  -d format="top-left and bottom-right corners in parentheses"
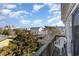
top-left (30, 27), bottom-right (41, 35)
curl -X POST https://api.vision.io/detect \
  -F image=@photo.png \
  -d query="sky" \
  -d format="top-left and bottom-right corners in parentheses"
top-left (0, 3), bottom-right (64, 28)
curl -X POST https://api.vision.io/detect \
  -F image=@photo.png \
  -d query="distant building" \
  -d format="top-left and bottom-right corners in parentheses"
top-left (3, 25), bottom-right (15, 30)
top-left (30, 27), bottom-right (47, 46)
top-left (2, 25), bottom-right (16, 36)
top-left (30, 27), bottom-right (40, 35)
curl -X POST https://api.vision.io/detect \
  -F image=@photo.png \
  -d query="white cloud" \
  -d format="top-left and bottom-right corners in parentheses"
top-left (16, 10), bottom-right (30, 15)
top-left (20, 19), bottom-right (31, 25)
top-left (9, 10), bottom-right (30, 18)
top-left (54, 11), bottom-right (60, 14)
top-left (47, 16), bottom-right (51, 19)
top-left (0, 16), bottom-right (6, 20)
top-left (1, 9), bottom-right (11, 15)
top-left (3, 4), bottom-right (16, 9)
top-left (51, 24), bottom-right (57, 26)
top-left (47, 10), bottom-right (60, 19)
top-left (33, 20), bottom-right (42, 24)
top-left (51, 21), bottom-right (64, 26)
top-left (48, 16), bottom-right (60, 23)
top-left (30, 20), bottom-right (43, 27)
top-left (47, 15), bottom-right (54, 19)
top-left (32, 4), bottom-right (44, 12)
top-left (0, 9), bottom-right (31, 19)
top-left (47, 4), bottom-right (60, 13)
top-left (9, 12), bottom-right (17, 18)
top-left (56, 21), bottom-right (65, 26)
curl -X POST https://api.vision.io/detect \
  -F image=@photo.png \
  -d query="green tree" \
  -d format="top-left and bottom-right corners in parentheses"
top-left (0, 29), bottom-right (38, 56)
top-left (2, 28), bottom-right (11, 35)
top-left (45, 26), bottom-right (62, 36)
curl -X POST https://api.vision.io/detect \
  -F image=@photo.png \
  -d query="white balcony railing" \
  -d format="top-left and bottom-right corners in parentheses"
top-left (33, 35), bottom-right (66, 56)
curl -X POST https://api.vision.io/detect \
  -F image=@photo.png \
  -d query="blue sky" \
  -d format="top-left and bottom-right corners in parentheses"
top-left (0, 3), bottom-right (64, 28)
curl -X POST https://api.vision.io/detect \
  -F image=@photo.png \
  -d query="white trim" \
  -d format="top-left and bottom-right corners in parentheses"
top-left (65, 4), bottom-right (74, 21)
top-left (66, 4), bottom-right (74, 18)
top-left (69, 4), bottom-right (79, 16)
top-left (66, 4), bottom-right (79, 20)
top-left (64, 4), bottom-right (79, 25)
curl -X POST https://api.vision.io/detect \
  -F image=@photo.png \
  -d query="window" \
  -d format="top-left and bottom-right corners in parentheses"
top-left (72, 7), bottom-right (79, 55)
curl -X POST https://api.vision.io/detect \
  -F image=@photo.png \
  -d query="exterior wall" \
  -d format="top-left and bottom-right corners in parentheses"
top-left (61, 3), bottom-right (79, 56)
top-left (65, 15), bottom-right (72, 56)
top-left (61, 4), bottom-right (74, 23)
top-left (30, 28), bottom-right (39, 35)
top-left (63, 4), bottom-right (79, 56)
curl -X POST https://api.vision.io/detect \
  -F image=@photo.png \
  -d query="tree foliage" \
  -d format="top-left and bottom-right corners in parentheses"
top-left (45, 26), bottom-right (62, 36)
top-left (2, 29), bottom-right (11, 35)
top-left (0, 29), bottom-right (38, 56)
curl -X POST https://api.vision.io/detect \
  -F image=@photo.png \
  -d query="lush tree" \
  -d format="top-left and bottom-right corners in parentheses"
top-left (2, 28), bottom-right (11, 35)
top-left (45, 26), bottom-right (62, 36)
top-left (0, 29), bottom-right (38, 56)
top-left (14, 29), bottom-right (23, 35)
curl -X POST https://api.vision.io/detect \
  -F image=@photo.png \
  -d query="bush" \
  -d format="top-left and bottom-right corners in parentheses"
top-left (0, 29), bottom-right (39, 56)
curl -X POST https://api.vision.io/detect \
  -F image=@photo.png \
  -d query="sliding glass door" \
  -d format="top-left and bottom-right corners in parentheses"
top-left (72, 7), bottom-right (79, 55)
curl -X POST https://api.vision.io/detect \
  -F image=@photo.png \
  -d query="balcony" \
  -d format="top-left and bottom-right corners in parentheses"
top-left (33, 35), bottom-right (66, 56)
